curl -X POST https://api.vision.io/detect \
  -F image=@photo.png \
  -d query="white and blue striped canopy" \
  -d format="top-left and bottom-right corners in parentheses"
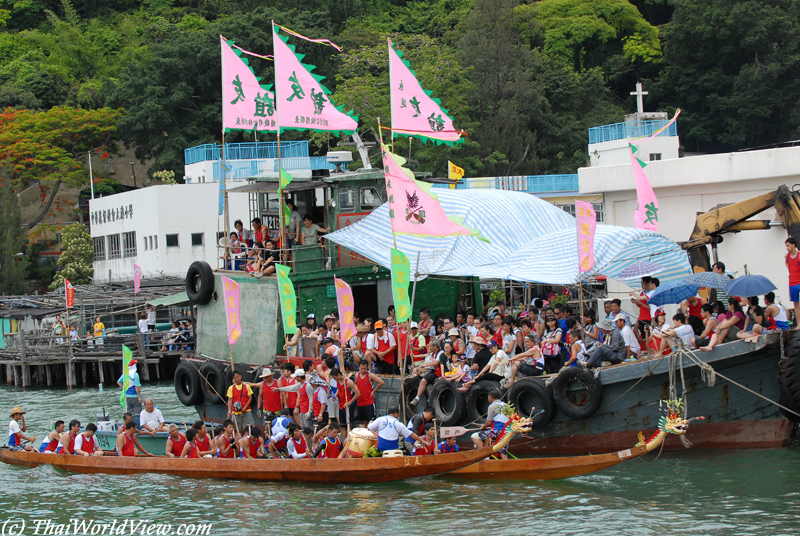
top-left (326, 189), bottom-right (691, 285)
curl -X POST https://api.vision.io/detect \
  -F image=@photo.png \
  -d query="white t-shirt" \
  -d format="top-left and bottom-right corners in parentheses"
top-left (138, 319), bottom-right (149, 333)
top-left (467, 325), bottom-right (479, 338)
top-left (619, 325), bottom-right (640, 354)
top-left (370, 332), bottom-right (396, 350)
top-left (73, 433), bottom-right (99, 453)
top-left (674, 324), bottom-right (696, 348)
top-left (147, 310), bottom-right (156, 324)
top-left (368, 415), bottom-right (412, 442)
top-left (487, 350), bottom-right (510, 380)
top-left (140, 408), bottom-right (164, 430)
top-left (8, 420), bottom-right (21, 445)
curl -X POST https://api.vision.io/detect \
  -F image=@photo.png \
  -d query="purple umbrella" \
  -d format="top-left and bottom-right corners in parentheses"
top-left (618, 261), bottom-right (664, 280)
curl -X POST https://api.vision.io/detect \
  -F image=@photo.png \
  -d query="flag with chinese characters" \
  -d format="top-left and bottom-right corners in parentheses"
top-left (133, 264), bottom-right (142, 294)
top-left (221, 276), bottom-right (242, 345)
top-left (275, 264), bottom-right (298, 335)
top-left (272, 24), bottom-right (358, 134)
top-left (448, 160), bottom-right (464, 190)
top-left (120, 345), bottom-right (132, 409)
top-left (334, 278), bottom-right (357, 347)
top-left (382, 143), bottom-right (488, 241)
top-left (221, 35), bottom-right (277, 133)
top-left (389, 40), bottom-right (462, 145)
top-left (575, 200), bottom-right (596, 273)
top-left (65, 279), bottom-right (74, 308)
top-left (390, 248), bottom-right (412, 322)
top-left (630, 144), bottom-right (659, 231)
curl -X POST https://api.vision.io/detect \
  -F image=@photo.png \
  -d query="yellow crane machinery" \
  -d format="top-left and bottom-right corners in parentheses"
top-left (680, 185), bottom-right (800, 272)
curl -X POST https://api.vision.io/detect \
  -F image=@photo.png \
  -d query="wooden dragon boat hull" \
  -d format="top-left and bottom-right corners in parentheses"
top-left (447, 443), bottom-right (649, 480)
top-left (0, 445), bottom-right (495, 484)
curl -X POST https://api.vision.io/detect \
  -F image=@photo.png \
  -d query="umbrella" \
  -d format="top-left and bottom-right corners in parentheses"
top-left (726, 275), bottom-right (777, 298)
top-left (681, 272), bottom-right (730, 290)
top-left (618, 261), bottom-right (664, 280)
top-left (648, 280), bottom-right (701, 307)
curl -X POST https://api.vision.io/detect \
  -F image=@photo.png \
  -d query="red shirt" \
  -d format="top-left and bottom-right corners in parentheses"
top-left (119, 432), bottom-right (135, 457)
top-left (261, 379), bottom-right (281, 413)
top-left (245, 437), bottom-right (261, 458)
top-left (319, 436), bottom-right (342, 459)
top-left (356, 372), bottom-right (374, 406)
top-left (186, 441), bottom-right (199, 458)
top-left (169, 434), bottom-right (187, 456)
top-left (297, 382), bottom-right (311, 413)
top-left (218, 435), bottom-right (236, 458)
top-left (788, 252), bottom-right (800, 286)
top-left (638, 291), bottom-right (652, 322)
top-left (195, 434), bottom-right (211, 454)
top-left (395, 330), bottom-right (409, 365)
top-left (278, 376), bottom-right (297, 408)
top-left (375, 333), bottom-right (396, 365)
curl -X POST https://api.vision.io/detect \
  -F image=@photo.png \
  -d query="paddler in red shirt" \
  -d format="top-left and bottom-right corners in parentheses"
top-left (165, 424), bottom-right (187, 458)
top-left (116, 420), bottom-right (152, 457)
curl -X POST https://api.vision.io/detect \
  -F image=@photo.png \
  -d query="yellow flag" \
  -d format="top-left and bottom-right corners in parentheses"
top-left (448, 161), bottom-right (464, 189)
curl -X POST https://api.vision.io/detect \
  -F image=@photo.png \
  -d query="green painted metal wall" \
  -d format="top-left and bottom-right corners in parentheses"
top-left (196, 273), bottom-right (280, 365)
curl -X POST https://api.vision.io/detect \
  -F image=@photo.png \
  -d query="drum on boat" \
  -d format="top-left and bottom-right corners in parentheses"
top-left (382, 450), bottom-right (403, 458)
top-left (346, 428), bottom-right (377, 458)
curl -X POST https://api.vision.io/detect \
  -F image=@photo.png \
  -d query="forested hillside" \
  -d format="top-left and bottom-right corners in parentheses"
top-left (1, 0), bottom-right (799, 182)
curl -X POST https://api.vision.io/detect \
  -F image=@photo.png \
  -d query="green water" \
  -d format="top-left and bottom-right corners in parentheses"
top-left (1, 383), bottom-right (798, 536)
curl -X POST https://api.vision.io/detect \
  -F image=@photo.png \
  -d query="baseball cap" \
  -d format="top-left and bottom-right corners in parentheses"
top-left (307, 313), bottom-right (315, 319)
top-left (291, 369), bottom-right (306, 377)
top-left (654, 308), bottom-right (666, 317)
top-left (487, 340), bottom-right (499, 348)
top-left (374, 320), bottom-right (385, 329)
top-left (410, 322), bottom-right (419, 329)
top-left (614, 313), bottom-right (627, 322)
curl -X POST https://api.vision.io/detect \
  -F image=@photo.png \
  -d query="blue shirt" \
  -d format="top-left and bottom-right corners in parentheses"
top-left (117, 373), bottom-right (141, 397)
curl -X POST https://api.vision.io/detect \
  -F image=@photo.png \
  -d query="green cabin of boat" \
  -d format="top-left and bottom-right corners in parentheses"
top-left (198, 168), bottom-right (482, 364)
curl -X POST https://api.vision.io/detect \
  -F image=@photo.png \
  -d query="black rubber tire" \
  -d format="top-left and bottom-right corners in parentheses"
top-left (428, 379), bottom-right (466, 427)
top-left (465, 380), bottom-right (502, 425)
top-left (782, 332), bottom-right (800, 409)
top-left (403, 376), bottom-right (423, 416)
top-left (200, 360), bottom-right (227, 405)
top-left (507, 378), bottom-right (554, 428)
top-left (186, 261), bottom-right (214, 305)
top-left (174, 362), bottom-right (202, 406)
top-left (551, 368), bottom-right (604, 420)
top-left (779, 391), bottom-right (800, 423)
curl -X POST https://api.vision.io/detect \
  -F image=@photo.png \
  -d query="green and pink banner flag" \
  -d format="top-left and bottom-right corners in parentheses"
top-left (382, 143), bottom-right (487, 241)
top-left (575, 200), bottom-right (596, 272)
top-left (275, 264), bottom-right (298, 335)
top-left (334, 278), bottom-right (357, 347)
top-left (221, 35), bottom-right (276, 133)
top-left (272, 24), bottom-right (358, 134)
top-left (390, 248), bottom-right (412, 322)
top-left (120, 344), bottom-right (132, 409)
top-left (221, 276), bottom-right (242, 345)
top-left (389, 40), bottom-right (463, 145)
top-left (629, 144), bottom-right (659, 232)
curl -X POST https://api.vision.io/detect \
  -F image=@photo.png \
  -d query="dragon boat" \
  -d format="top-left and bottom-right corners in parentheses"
top-left (0, 415), bottom-right (533, 483)
top-left (448, 399), bottom-right (695, 480)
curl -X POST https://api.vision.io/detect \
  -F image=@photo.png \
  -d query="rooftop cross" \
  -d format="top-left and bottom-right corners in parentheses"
top-left (630, 82), bottom-right (648, 115)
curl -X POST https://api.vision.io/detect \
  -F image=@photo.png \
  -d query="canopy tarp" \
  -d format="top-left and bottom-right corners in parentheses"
top-left (325, 189), bottom-right (691, 285)
top-left (147, 291), bottom-right (190, 307)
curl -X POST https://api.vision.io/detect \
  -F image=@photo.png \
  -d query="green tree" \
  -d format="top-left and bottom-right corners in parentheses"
top-left (50, 222), bottom-right (92, 290)
top-left (0, 177), bottom-right (28, 295)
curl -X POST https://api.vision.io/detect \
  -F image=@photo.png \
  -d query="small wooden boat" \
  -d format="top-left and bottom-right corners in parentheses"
top-left (0, 417), bottom-right (534, 484)
top-left (449, 400), bottom-right (692, 480)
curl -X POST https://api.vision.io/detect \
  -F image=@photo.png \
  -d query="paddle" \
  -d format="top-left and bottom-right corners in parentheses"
top-left (439, 426), bottom-right (474, 438)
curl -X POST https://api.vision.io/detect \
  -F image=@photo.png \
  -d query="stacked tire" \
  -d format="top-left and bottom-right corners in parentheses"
top-left (428, 379), bottom-right (466, 427)
top-left (779, 332), bottom-right (800, 423)
top-left (507, 378), bottom-right (554, 429)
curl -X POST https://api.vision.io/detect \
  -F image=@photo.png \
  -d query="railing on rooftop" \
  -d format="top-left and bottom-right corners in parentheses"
top-left (588, 120), bottom-right (677, 145)
top-left (434, 174), bottom-right (579, 193)
top-left (211, 156), bottom-right (339, 181)
top-left (185, 141), bottom-right (309, 165)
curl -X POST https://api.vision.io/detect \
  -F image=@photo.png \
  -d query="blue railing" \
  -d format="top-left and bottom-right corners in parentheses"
top-left (274, 157), bottom-right (338, 172)
top-left (185, 141), bottom-right (309, 165)
top-left (588, 120), bottom-right (677, 144)
top-left (433, 174), bottom-right (579, 193)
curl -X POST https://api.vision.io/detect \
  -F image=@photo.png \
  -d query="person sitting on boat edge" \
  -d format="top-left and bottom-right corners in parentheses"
top-left (367, 406), bottom-right (422, 455)
top-left (585, 319), bottom-right (626, 369)
top-left (57, 420), bottom-right (80, 454)
top-left (140, 399), bottom-right (166, 434)
top-left (286, 423), bottom-right (311, 459)
top-left (313, 422), bottom-right (344, 459)
top-left (216, 420), bottom-right (238, 458)
top-left (409, 339), bottom-right (445, 409)
top-left (118, 420), bottom-right (153, 457)
top-left (438, 436), bottom-right (459, 454)
top-left (227, 370), bottom-right (254, 432)
top-left (39, 420), bottom-right (64, 454)
top-left (74, 423), bottom-right (103, 457)
top-left (564, 330), bottom-right (587, 367)
top-left (8, 406), bottom-right (36, 452)
top-left (181, 427), bottom-right (200, 458)
top-left (240, 426), bottom-right (265, 459)
top-left (471, 390), bottom-right (510, 459)
top-left (165, 424), bottom-right (187, 458)
top-left (191, 421), bottom-right (215, 458)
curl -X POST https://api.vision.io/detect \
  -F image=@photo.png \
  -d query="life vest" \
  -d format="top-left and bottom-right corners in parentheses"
top-left (57, 432), bottom-right (77, 454)
top-left (289, 435), bottom-right (308, 456)
top-left (376, 334), bottom-right (395, 364)
top-left (261, 380), bottom-right (281, 413)
top-left (410, 334), bottom-right (426, 363)
top-left (419, 319), bottom-right (433, 343)
top-left (271, 432), bottom-right (288, 451)
top-left (119, 432), bottom-right (135, 457)
top-left (246, 437), bottom-right (261, 458)
top-left (230, 383), bottom-right (251, 413)
top-left (492, 401), bottom-right (510, 432)
top-left (39, 433), bottom-right (59, 453)
top-left (77, 433), bottom-right (97, 455)
top-left (186, 441), bottom-right (199, 459)
top-left (7, 421), bottom-right (20, 447)
top-left (297, 382), bottom-right (311, 413)
top-left (218, 435), bottom-right (236, 458)
top-left (407, 413), bottom-right (426, 437)
top-left (687, 299), bottom-right (703, 319)
top-left (319, 436), bottom-right (342, 459)
top-left (312, 387), bottom-right (326, 417)
top-left (356, 372), bottom-right (374, 406)
top-left (413, 438), bottom-right (435, 456)
top-left (169, 434), bottom-right (187, 456)
top-left (438, 441), bottom-right (458, 453)
top-left (278, 376), bottom-right (298, 408)
top-left (195, 434), bottom-right (211, 454)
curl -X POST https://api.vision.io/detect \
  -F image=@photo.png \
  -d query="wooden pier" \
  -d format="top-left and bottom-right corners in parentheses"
top-left (0, 330), bottom-right (186, 389)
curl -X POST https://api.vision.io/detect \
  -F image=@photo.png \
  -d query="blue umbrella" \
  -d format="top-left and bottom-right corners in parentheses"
top-left (618, 261), bottom-right (664, 280)
top-left (681, 271), bottom-right (730, 290)
top-left (649, 279), bottom-right (702, 307)
top-left (726, 275), bottom-right (777, 298)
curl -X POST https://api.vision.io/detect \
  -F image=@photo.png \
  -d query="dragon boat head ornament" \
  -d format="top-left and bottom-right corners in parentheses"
top-left (637, 399), bottom-right (705, 450)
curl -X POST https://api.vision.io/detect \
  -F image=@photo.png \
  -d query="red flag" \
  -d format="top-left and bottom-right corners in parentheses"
top-left (65, 279), bottom-right (75, 309)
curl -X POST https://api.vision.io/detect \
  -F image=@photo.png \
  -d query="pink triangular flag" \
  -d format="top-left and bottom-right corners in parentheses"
top-left (389, 41), bottom-right (462, 145)
top-left (221, 35), bottom-right (276, 133)
top-left (382, 144), bottom-right (487, 241)
top-left (630, 144), bottom-right (659, 231)
top-left (272, 24), bottom-right (358, 134)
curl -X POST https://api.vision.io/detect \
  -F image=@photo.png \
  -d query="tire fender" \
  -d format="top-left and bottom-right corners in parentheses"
top-left (174, 361), bottom-right (202, 406)
top-left (551, 368), bottom-right (603, 420)
top-left (186, 261), bottom-right (214, 305)
top-left (507, 378), bottom-right (554, 428)
top-left (428, 379), bottom-right (467, 427)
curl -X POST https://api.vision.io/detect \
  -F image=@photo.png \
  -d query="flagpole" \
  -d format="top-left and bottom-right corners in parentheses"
top-left (377, 117), bottom-right (398, 251)
top-left (88, 151), bottom-right (94, 200)
top-left (387, 39), bottom-right (395, 154)
top-left (576, 207), bottom-right (586, 348)
top-left (274, 21), bottom-right (287, 265)
top-left (401, 251), bottom-right (420, 425)
top-left (221, 34), bottom-right (231, 270)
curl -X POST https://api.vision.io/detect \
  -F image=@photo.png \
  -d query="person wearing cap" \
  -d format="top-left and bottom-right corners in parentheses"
top-left (8, 407), bottom-right (35, 451)
top-left (408, 322), bottom-right (427, 367)
top-left (409, 339), bottom-right (447, 408)
top-left (257, 368), bottom-right (282, 424)
top-left (364, 320), bottom-right (397, 374)
top-left (306, 313), bottom-right (318, 333)
top-left (227, 369), bottom-right (254, 431)
top-left (585, 319), bottom-right (626, 368)
top-left (468, 335), bottom-right (493, 373)
top-left (116, 360), bottom-right (142, 415)
top-left (615, 312), bottom-right (640, 358)
top-left (321, 337), bottom-right (340, 360)
top-left (507, 334), bottom-right (544, 386)
top-left (467, 339), bottom-right (510, 388)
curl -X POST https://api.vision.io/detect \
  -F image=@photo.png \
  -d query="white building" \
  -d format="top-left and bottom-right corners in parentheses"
top-left (579, 129), bottom-right (800, 307)
top-left (89, 183), bottom-right (250, 283)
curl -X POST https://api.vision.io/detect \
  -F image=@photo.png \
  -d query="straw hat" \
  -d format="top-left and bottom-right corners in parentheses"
top-left (9, 406), bottom-right (25, 418)
top-left (259, 368), bottom-right (275, 378)
top-left (469, 336), bottom-right (488, 346)
top-left (597, 319), bottom-right (614, 331)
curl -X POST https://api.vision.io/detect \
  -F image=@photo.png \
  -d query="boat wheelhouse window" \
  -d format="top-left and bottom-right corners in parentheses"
top-left (166, 234), bottom-right (179, 248)
top-left (259, 192), bottom-right (279, 213)
top-left (93, 237), bottom-right (106, 261)
top-left (122, 231), bottom-right (137, 258)
top-left (338, 188), bottom-right (355, 213)
top-left (107, 234), bottom-right (121, 259)
top-left (360, 186), bottom-right (382, 210)
top-left (191, 233), bottom-right (204, 246)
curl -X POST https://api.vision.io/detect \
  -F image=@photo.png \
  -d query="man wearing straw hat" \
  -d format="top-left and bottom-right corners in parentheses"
top-left (585, 319), bottom-right (626, 369)
top-left (8, 407), bottom-right (36, 451)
